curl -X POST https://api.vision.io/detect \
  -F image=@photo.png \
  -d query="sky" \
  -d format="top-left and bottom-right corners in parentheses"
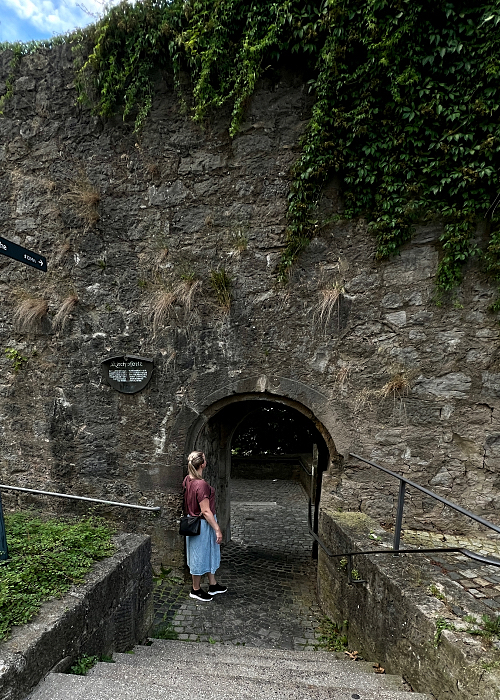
top-left (0, 0), bottom-right (124, 44)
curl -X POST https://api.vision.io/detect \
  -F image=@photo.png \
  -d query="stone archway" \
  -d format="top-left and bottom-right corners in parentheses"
top-left (180, 376), bottom-right (342, 551)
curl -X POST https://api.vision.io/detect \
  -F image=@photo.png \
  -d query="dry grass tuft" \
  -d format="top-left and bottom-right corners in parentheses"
top-left (317, 282), bottom-right (345, 330)
top-left (60, 173), bottom-right (100, 227)
top-left (380, 369), bottom-right (415, 400)
top-left (353, 387), bottom-right (375, 413)
top-left (178, 278), bottom-right (202, 313)
top-left (149, 279), bottom-right (202, 334)
top-left (150, 289), bottom-right (177, 334)
top-left (335, 362), bottom-right (353, 388)
top-left (53, 241), bottom-right (71, 266)
top-left (230, 232), bottom-right (248, 254)
top-left (14, 297), bottom-right (48, 333)
top-left (53, 294), bottom-right (79, 331)
top-left (156, 248), bottom-right (169, 267)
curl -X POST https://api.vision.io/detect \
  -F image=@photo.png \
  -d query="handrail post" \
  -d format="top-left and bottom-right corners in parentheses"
top-left (393, 480), bottom-right (406, 554)
top-left (0, 492), bottom-right (9, 561)
top-left (309, 463), bottom-right (315, 531)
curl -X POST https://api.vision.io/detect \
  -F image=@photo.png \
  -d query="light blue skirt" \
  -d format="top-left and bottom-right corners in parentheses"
top-left (186, 517), bottom-right (221, 576)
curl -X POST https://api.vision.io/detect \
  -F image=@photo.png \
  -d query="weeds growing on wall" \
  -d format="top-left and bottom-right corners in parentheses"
top-left (209, 269), bottom-right (232, 311)
top-left (4, 347), bottom-right (28, 373)
top-left (60, 173), bottom-right (100, 228)
top-left (3, 1), bottom-right (500, 292)
top-left (53, 294), bottom-right (79, 331)
top-left (13, 297), bottom-right (48, 333)
top-left (316, 283), bottom-right (345, 332)
top-left (149, 278), bottom-right (202, 334)
top-left (0, 514), bottom-right (114, 641)
top-left (316, 617), bottom-right (349, 652)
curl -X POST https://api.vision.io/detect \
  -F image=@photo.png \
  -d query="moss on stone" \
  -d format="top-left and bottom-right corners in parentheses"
top-left (323, 509), bottom-right (375, 534)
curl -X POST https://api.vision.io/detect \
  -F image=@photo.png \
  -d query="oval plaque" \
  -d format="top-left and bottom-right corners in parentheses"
top-left (101, 355), bottom-right (154, 394)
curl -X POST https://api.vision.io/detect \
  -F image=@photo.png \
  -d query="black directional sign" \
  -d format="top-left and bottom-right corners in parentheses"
top-left (0, 236), bottom-right (47, 272)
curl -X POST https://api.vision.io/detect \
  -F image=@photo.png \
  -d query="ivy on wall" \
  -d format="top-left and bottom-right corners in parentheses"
top-left (4, 1), bottom-right (500, 293)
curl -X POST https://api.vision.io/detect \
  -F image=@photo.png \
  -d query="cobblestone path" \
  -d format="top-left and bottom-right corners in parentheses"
top-left (153, 479), bottom-right (322, 649)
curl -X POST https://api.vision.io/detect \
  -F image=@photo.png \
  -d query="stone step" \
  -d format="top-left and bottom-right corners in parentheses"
top-left (140, 638), bottom-right (377, 667)
top-left (28, 670), bottom-right (432, 700)
top-left (105, 650), bottom-right (408, 692)
top-left (132, 640), bottom-right (380, 674)
top-left (88, 654), bottom-right (414, 692)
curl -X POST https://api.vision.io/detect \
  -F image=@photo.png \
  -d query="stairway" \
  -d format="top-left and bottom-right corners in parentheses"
top-left (27, 639), bottom-right (433, 700)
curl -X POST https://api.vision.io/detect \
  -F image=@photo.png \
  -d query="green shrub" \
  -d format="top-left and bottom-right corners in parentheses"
top-left (0, 514), bottom-right (114, 641)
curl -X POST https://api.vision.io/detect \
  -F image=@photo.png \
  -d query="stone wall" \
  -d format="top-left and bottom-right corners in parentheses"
top-left (317, 502), bottom-right (500, 700)
top-left (0, 43), bottom-right (499, 561)
top-left (0, 532), bottom-right (152, 700)
top-left (231, 454), bottom-right (314, 499)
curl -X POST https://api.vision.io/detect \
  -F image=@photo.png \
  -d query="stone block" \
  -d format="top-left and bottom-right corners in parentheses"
top-left (482, 373), bottom-right (500, 400)
top-left (385, 311), bottom-right (407, 327)
top-left (414, 373), bottom-right (471, 399)
top-left (383, 248), bottom-right (438, 285)
top-left (148, 180), bottom-right (191, 206)
top-left (178, 152), bottom-right (225, 174)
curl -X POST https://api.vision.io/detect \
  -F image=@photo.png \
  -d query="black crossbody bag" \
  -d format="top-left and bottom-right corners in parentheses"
top-left (179, 514), bottom-right (201, 536)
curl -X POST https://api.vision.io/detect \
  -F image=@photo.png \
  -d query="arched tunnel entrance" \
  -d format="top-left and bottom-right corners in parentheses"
top-left (187, 392), bottom-right (332, 558)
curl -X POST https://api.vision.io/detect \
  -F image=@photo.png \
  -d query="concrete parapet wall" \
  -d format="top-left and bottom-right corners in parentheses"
top-left (317, 504), bottom-right (500, 700)
top-left (0, 532), bottom-right (153, 700)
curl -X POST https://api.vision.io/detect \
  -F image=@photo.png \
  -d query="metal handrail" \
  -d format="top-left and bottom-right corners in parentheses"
top-left (306, 453), bottom-right (500, 580)
top-left (349, 453), bottom-right (500, 544)
top-left (0, 484), bottom-right (160, 562)
top-left (0, 484), bottom-right (161, 512)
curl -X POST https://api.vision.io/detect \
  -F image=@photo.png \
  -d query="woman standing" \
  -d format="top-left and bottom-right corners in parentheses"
top-left (183, 450), bottom-right (227, 602)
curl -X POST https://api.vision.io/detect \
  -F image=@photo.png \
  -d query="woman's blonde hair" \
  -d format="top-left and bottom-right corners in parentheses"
top-left (187, 451), bottom-right (205, 479)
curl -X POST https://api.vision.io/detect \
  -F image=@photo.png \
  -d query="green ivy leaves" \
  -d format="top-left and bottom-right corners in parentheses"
top-left (285, 0), bottom-right (500, 288)
top-left (70, 0), bottom-right (500, 290)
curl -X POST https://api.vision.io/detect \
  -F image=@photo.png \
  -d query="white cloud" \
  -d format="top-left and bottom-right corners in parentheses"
top-left (1, 0), bottom-right (125, 39)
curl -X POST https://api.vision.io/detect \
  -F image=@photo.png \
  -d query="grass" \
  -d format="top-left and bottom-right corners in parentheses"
top-left (428, 583), bottom-right (447, 602)
top-left (316, 618), bottom-right (349, 652)
top-left (0, 513), bottom-right (115, 641)
top-left (53, 294), bottom-right (79, 331)
top-left (230, 232), bottom-right (248, 253)
top-left (317, 282), bottom-right (344, 331)
top-left (60, 173), bottom-right (100, 227)
top-left (209, 269), bottom-right (232, 311)
top-left (69, 654), bottom-right (115, 675)
top-left (353, 387), bottom-right (375, 413)
top-left (149, 278), bottom-right (202, 334)
top-left (150, 623), bottom-right (179, 640)
top-left (13, 297), bottom-right (48, 333)
top-left (69, 655), bottom-right (98, 675)
top-left (433, 617), bottom-right (455, 647)
top-left (54, 241), bottom-right (71, 265)
top-left (335, 362), bottom-right (353, 389)
top-left (380, 368), bottom-right (415, 400)
top-left (465, 614), bottom-right (500, 644)
top-left (153, 248), bottom-right (169, 272)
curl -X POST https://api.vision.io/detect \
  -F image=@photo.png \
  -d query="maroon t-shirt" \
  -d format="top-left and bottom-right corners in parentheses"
top-left (182, 475), bottom-right (216, 516)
